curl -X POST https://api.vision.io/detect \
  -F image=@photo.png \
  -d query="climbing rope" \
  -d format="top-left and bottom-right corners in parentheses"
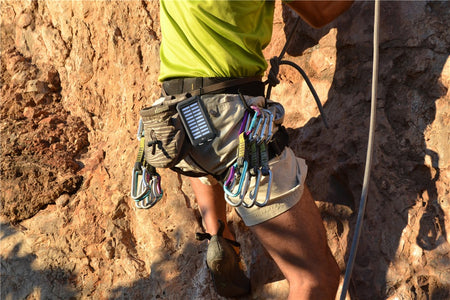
top-left (264, 17), bottom-right (329, 129)
top-left (340, 0), bottom-right (380, 298)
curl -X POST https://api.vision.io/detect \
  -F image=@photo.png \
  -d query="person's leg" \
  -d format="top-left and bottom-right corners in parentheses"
top-left (190, 177), bottom-right (251, 297)
top-left (190, 177), bottom-right (235, 241)
top-left (250, 185), bottom-right (340, 300)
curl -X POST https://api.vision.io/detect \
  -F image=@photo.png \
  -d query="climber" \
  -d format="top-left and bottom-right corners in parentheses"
top-left (157, 1), bottom-right (353, 299)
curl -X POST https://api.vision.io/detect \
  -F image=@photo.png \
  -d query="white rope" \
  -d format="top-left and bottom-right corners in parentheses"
top-left (339, 0), bottom-right (380, 298)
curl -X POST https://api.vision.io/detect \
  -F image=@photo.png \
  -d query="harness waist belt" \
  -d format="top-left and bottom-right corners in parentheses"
top-left (162, 77), bottom-right (265, 97)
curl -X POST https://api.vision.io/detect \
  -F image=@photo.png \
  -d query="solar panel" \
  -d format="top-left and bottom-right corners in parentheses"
top-left (177, 96), bottom-right (216, 146)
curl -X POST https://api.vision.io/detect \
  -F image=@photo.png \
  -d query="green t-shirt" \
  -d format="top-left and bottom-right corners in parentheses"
top-left (159, 0), bottom-right (275, 81)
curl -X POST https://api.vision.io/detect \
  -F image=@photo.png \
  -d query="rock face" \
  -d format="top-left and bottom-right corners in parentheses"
top-left (1, 1), bottom-right (448, 299)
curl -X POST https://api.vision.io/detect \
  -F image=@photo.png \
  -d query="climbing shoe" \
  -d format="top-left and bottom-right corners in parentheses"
top-left (196, 220), bottom-right (251, 298)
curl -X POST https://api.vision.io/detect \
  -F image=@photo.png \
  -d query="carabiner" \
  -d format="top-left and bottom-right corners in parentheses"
top-left (239, 111), bottom-right (249, 134)
top-left (136, 193), bottom-right (155, 209)
top-left (251, 105), bottom-right (261, 116)
top-left (135, 174), bottom-right (163, 209)
top-left (131, 164), bottom-right (151, 200)
top-left (245, 107), bottom-right (260, 136)
top-left (255, 168), bottom-right (272, 207)
top-left (135, 195), bottom-right (150, 209)
top-left (151, 174), bottom-right (163, 200)
top-left (239, 170), bottom-right (251, 201)
top-left (257, 113), bottom-right (269, 143)
top-left (225, 189), bottom-right (244, 207)
top-left (224, 161), bottom-right (248, 197)
top-left (261, 109), bottom-right (274, 143)
top-left (224, 165), bottom-right (236, 188)
top-left (251, 112), bottom-right (266, 142)
top-left (225, 170), bottom-right (244, 206)
top-left (242, 169), bottom-right (262, 208)
top-left (224, 161), bottom-right (248, 206)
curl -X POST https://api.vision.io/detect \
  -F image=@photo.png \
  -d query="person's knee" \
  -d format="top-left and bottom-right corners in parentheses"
top-left (288, 258), bottom-right (340, 299)
top-left (290, 272), bottom-right (339, 300)
top-left (315, 257), bottom-right (340, 299)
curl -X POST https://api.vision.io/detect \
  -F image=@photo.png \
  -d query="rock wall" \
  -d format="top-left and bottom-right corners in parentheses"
top-left (1, 1), bottom-right (449, 299)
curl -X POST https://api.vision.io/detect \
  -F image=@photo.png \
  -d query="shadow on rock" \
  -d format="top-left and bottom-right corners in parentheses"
top-left (282, 1), bottom-right (449, 299)
top-left (0, 222), bottom-right (77, 299)
top-left (108, 229), bottom-right (224, 299)
top-left (108, 222), bottom-right (285, 299)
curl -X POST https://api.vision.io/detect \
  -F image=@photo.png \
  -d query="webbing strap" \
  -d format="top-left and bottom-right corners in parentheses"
top-left (178, 76), bottom-right (262, 97)
top-left (260, 143), bottom-right (270, 176)
top-left (135, 137), bottom-right (146, 165)
top-left (237, 132), bottom-right (246, 166)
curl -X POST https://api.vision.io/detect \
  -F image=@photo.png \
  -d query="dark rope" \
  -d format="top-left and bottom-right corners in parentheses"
top-left (264, 17), bottom-right (329, 128)
top-left (280, 60), bottom-right (329, 128)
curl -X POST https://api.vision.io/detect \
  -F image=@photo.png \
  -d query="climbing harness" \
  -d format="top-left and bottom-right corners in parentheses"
top-left (130, 118), bottom-right (163, 209)
top-left (340, 0), bottom-right (380, 298)
top-left (130, 14), bottom-right (328, 210)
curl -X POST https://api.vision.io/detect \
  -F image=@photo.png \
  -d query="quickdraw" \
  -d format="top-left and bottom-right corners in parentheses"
top-left (223, 96), bottom-right (274, 208)
top-left (223, 130), bottom-right (249, 206)
top-left (130, 118), bottom-right (163, 209)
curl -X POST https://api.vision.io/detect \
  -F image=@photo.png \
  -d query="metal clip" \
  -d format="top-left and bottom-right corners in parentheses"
top-left (251, 112), bottom-right (266, 142)
top-left (245, 106), bottom-right (261, 136)
top-left (135, 174), bottom-right (163, 209)
top-left (224, 161), bottom-right (248, 207)
top-left (255, 168), bottom-right (272, 207)
top-left (242, 169), bottom-right (262, 208)
top-left (239, 170), bottom-right (251, 202)
top-left (261, 109), bottom-right (274, 143)
top-left (152, 174), bottom-right (163, 198)
top-left (131, 163), bottom-right (150, 200)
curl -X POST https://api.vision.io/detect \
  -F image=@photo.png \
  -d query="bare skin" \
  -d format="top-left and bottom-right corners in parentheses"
top-left (190, 177), bottom-right (235, 241)
top-left (191, 176), bottom-right (340, 299)
top-left (250, 186), bottom-right (340, 300)
top-left (286, 1), bottom-right (354, 28)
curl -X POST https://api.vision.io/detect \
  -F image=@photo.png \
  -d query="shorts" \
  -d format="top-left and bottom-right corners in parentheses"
top-left (173, 93), bottom-right (308, 226)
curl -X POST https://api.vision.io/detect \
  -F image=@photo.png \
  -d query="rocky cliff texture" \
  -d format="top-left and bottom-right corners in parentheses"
top-left (1, 1), bottom-right (449, 299)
